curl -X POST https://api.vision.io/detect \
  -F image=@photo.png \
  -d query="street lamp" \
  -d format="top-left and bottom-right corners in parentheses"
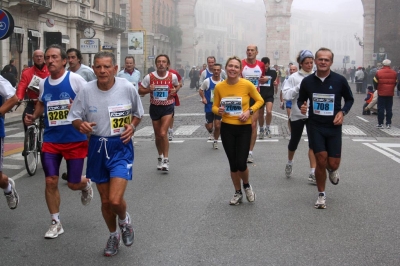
top-left (354, 33), bottom-right (364, 47)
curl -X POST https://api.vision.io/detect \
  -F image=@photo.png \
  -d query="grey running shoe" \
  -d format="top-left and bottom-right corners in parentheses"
top-left (81, 179), bottom-right (93, 206)
top-left (244, 185), bottom-right (256, 202)
top-left (314, 193), bottom-right (326, 209)
top-left (387, 124), bottom-right (391, 129)
top-left (266, 129), bottom-right (272, 138)
top-left (168, 131), bottom-right (173, 141)
top-left (308, 173), bottom-right (316, 184)
top-left (44, 220), bottom-right (64, 239)
top-left (213, 141), bottom-right (218, 149)
top-left (376, 124), bottom-right (383, 129)
top-left (104, 234), bottom-right (121, 257)
top-left (247, 153), bottom-right (254, 163)
top-left (328, 170), bottom-right (339, 185)
top-left (61, 172), bottom-right (68, 181)
top-left (162, 159), bottom-right (169, 171)
top-left (119, 212), bottom-right (134, 246)
top-left (229, 192), bottom-right (243, 205)
top-left (259, 130), bottom-right (265, 139)
top-left (285, 164), bottom-right (293, 178)
top-left (4, 178), bottom-right (19, 209)
top-left (157, 157), bottom-right (163, 170)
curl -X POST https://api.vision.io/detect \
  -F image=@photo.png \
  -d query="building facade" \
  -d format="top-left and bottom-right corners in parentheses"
top-left (1, 0), bottom-right (126, 75)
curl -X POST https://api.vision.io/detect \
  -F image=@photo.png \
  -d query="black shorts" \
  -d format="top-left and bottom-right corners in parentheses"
top-left (149, 104), bottom-right (174, 120)
top-left (259, 86), bottom-right (275, 104)
top-left (308, 123), bottom-right (342, 158)
top-left (205, 112), bottom-right (221, 124)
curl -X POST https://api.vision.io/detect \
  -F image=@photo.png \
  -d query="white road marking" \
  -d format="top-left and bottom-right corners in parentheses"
top-left (174, 125), bottom-right (200, 136)
top-left (363, 143), bottom-right (400, 164)
top-left (2, 164), bottom-right (24, 170)
top-left (356, 116), bottom-right (370, 122)
top-left (342, 125), bottom-right (366, 135)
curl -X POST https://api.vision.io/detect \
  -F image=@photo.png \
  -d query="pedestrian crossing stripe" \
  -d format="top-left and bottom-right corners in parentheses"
top-left (5, 125), bottom-right (400, 138)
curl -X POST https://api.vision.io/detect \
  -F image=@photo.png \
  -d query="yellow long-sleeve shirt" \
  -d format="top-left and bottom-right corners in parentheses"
top-left (212, 78), bottom-right (264, 125)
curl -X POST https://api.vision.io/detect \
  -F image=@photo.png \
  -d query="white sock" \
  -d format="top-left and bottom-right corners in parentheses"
top-left (310, 168), bottom-right (315, 174)
top-left (110, 230), bottom-right (119, 237)
top-left (169, 128), bottom-right (173, 133)
top-left (319, 191), bottom-right (326, 196)
top-left (287, 160), bottom-right (293, 165)
top-left (159, 154), bottom-right (163, 159)
top-left (249, 151), bottom-right (253, 155)
top-left (164, 157), bottom-right (168, 161)
top-left (51, 213), bottom-right (60, 222)
top-left (3, 182), bottom-right (12, 194)
top-left (118, 213), bottom-right (129, 225)
top-left (266, 125), bottom-right (270, 129)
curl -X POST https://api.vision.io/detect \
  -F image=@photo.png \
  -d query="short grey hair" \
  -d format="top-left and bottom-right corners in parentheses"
top-left (94, 51), bottom-right (116, 65)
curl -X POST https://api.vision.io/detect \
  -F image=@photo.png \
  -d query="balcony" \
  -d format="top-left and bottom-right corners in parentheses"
top-left (104, 13), bottom-right (126, 33)
top-left (9, 0), bottom-right (52, 13)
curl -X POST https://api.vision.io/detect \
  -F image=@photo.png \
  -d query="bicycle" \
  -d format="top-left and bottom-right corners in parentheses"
top-left (16, 99), bottom-right (44, 176)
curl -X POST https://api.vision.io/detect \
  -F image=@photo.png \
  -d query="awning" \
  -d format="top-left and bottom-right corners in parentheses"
top-left (13, 27), bottom-right (25, 34)
top-left (62, 35), bottom-right (69, 44)
top-left (29, 30), bottom-right (42, 38)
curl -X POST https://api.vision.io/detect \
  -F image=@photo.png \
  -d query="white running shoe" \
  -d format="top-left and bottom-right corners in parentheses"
top-left (285, 164), bottom-right (292, 178)
top-left (247, 154), bottom-right (254, 163)
top-left (81, 179), bottom-right (93, 206)
top-left (157, 157), bottom-right (163, 170)
top-left (229, 193), bottom-right (243, 205)
top-left (168, 131), bottom-right (173, 141)
top-left (208, 133), bottom-right (213, 140)
top-left (4, 178), bottom-right (19, 209)
top-left (45, 220), bottom-right (64, 239)
top-left (213, 141), bottom-right (218, 149)
top-left (308, 173), bottom-right (316, 184)
top-left (244, 185), bottom-right (256, 202)
top-left (314, 193), bottom-right (326, 209)
top-left (259, 130), bottom-right (265, 139)
top-left (328, 170), bottom-right (339, 185)
top-left (266, 129), bottom-right (272, 138)
top-left (161, 159), bottom-right (169, 171)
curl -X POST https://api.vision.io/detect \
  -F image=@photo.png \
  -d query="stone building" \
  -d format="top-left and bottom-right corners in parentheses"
top-left (1, 0), bottom-right (126, 75)
top-left (120, 0), bottom-right (179, 75)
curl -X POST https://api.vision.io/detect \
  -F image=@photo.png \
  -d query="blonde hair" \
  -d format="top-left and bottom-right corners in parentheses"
top-left (225, 56), bottom-right (242, 70)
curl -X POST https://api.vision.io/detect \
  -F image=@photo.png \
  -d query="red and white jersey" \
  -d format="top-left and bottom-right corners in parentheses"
top-left (241, 59), bottom-right (265, 91)
top-left (141, 71), bottom-right (179, 105)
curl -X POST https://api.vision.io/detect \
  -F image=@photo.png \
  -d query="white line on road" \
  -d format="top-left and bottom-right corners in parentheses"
top-left (3, 164), bottom-right (24, 170)
top-left (352, 139), bottom-right (377, 142)
top-left (363, 143), bottom-right (400, 164)
top-left (11, 169), bottom-right (29, 181)
top-left (356, 116), bottom-right (370, 122)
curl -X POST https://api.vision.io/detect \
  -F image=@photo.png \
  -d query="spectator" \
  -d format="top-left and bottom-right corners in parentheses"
top-left (363, 85), bottom-right (377, 115)
top-left (373, 59), bottom-right (397, 129)
top-left (355, 67), bottom-right (364, 94)
top-left (189, 66), bottom-right (199, 90)
top-left (1, 65), bottom-right (17, 87)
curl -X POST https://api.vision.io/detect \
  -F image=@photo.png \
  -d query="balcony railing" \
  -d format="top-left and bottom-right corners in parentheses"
top-left (9, 0), bottom-right (52, 13)
top-left (104, 12), bottom-right (126, 32)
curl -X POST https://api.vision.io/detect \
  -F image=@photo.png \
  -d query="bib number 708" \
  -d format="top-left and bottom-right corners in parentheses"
top-left (315, 102), bottom-right (330, 111)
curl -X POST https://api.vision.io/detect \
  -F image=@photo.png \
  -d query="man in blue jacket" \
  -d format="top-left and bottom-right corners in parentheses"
top-left (298, 47), bottom-right (354, 209)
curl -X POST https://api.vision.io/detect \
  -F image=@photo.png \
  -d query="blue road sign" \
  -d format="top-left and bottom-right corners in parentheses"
top-left (0, 9), bottom-right (15, 40)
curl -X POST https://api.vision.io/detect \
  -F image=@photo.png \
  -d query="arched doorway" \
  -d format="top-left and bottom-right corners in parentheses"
top-left (177, 0), bottom-right (375, 67)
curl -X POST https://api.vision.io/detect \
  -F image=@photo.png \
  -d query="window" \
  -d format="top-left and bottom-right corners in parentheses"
top-left (93, 0), bottom-right (99, 11)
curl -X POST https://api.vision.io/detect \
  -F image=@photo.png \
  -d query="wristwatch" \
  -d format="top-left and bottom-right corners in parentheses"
top-left (130, 124), bottom-right (136, 131)
top-left (249, 109), bottom-right (254, 115)
top-left (342, 110), bottom-right (347, 116)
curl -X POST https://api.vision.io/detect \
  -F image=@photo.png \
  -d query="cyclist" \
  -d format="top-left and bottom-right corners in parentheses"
top-left (16, 50), bottom-right (50, 132)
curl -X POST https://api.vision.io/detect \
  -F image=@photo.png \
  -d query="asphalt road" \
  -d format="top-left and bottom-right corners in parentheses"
top-left (1, 80), bottom-right (400, 265)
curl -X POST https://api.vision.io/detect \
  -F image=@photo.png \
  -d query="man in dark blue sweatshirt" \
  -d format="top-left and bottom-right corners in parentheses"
top-left (297, 47), bottom-right (354, 209)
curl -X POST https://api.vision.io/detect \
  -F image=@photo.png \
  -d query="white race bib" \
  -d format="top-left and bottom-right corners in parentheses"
top-left (47, 100), bottom-right (70, 127)
top-left (108, 104), bottom-right (132, 136)
top-left (221, 97), bottom-right (243, 116)
top-left (153, 85), bottom-right (169, 101)
top-left (245, 75), bottom-right (259, 88)
top-left (312, 93), bottom-right (335, 116)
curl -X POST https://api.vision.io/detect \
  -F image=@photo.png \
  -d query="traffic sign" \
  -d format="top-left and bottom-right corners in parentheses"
top-left (0, 9), bottom-right (15, 40)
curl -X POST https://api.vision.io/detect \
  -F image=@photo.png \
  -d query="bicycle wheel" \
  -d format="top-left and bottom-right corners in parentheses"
top-left (24, 127), bottom-right (38, 176)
